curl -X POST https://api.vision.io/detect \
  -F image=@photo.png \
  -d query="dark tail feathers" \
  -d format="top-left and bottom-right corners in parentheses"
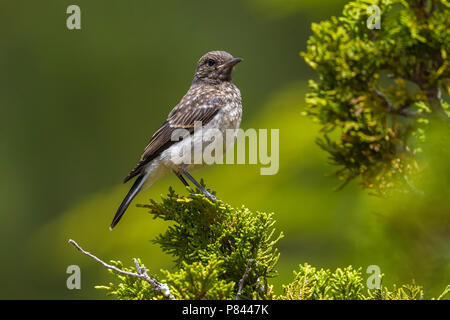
top-left (110, 172), bottom-right (148, 230)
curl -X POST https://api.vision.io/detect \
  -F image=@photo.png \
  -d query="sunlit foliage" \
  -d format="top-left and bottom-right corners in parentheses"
top-left (96, 187), bottom-right (449, 300)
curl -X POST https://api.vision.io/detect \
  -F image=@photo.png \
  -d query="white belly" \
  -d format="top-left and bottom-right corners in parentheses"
top-left (141, 102), bottom-right (241, 190)
top-left (161, 103), bottom-right (241, 172)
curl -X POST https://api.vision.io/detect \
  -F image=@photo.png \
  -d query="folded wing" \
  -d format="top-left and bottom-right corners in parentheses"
top-left (123, 97), bottom-right (223, 183)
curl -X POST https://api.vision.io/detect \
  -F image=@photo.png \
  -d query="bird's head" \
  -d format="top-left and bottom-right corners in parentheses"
top-left (193, 51), bottom-right (243, 85)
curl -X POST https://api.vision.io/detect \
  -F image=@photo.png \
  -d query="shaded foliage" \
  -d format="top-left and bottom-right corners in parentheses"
top-left (302, 0), bottom-right (449, 194)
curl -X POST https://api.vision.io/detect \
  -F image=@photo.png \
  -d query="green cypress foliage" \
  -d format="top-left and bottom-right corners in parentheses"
top-left (301, 0), bottom-right (449, 194)
top-left (97, 187), bottom-right (283, 300)
top-left (95, 187), bottom-right (449, 300)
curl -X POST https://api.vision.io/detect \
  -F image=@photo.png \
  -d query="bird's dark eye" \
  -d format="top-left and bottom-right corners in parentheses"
top-left (206, 59), bottom-right (216, 66)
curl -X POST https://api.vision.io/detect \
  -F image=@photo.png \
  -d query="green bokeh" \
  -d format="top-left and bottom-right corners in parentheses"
top-left (0, 0), bottom-right (448, 299)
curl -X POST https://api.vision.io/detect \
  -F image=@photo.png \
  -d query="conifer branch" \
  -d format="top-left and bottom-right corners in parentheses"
top-left (68, 239), bottom-right (175, 300)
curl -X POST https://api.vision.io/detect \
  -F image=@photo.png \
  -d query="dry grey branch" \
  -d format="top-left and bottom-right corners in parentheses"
top-left (373, 88), bottom-right (419, 118)
top-left (68, 239), bottom-right (175, 300)
top-left (235, 258), bottom-right (254, 300)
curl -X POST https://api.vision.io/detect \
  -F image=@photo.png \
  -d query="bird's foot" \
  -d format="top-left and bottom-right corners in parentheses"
top-left (204, 190), bottom-right (219, 201)
top-left (190, 190), bottom-right (219, 201)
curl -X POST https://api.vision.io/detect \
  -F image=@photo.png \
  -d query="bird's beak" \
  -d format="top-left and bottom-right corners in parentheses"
top-left (219, 57), bottom-right (243, 69)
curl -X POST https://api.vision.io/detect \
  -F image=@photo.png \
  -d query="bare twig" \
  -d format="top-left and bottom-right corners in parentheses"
top-left (373, 89), bottom-right (420, 118)
top-left (68, 239), bottom-right (175, 300)
top-left (403, 175), bottom-right (424, 196)
top-left (235, 259), bottom-right (254, 300)
top-left (425, 87), bottom-right (449, 121)
top-left (404, 75), bottom-right (449, 121)
top-left (373, 88), bottom-right (394, 112)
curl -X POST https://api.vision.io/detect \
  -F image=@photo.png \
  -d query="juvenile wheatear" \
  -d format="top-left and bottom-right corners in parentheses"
top-left (110, 51), bottom-right (243, 229)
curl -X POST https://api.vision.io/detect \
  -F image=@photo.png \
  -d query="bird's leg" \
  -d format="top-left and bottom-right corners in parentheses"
top-left (179, 167), bottom-right (219, 201)
top-left (173, 170), bottom-right (190, 187)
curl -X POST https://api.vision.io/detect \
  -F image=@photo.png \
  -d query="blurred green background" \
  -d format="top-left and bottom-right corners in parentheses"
top-left (0, 0), bottom-right (448, 299)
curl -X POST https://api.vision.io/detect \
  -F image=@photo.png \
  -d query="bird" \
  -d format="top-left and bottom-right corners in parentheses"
top-left (109, 51), bottom-right (243, 230)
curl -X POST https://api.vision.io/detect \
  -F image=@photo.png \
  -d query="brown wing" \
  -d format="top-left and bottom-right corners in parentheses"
top-left (123, 97), bottom-right (222, 183)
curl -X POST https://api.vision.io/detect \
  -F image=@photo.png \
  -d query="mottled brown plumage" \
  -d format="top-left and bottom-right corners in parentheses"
top-left (123, 51), bottom-right (242, 183)
top-left (111, 51), bottom-right (243, 230)
top-left (110, 51), bottom-right (242, 229)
